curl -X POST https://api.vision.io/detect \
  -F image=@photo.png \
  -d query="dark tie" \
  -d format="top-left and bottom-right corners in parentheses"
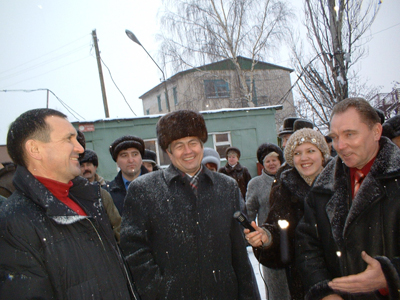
top-left (125, 181), bottom-right (131, 190)
top-left (354, 170), bottom-right (365, 196)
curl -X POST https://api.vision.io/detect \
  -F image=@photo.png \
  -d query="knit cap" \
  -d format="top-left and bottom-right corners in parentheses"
top-left (284, 128), bottom-right (330, 167)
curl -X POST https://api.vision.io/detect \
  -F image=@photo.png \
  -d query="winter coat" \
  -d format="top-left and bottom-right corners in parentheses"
top-left (121, 164), bottom-right (261, 300)
top-left (106, 165), bottom-right (148, 215)
top-left (100, 187), bottom-right (121, 243)
top-left (246, 171), bottom-right (291, 300)
top-left (0, 166), bottom-right (139, 300)
top-left (246, 170), bottom-right (276, 225)
top-left (94, 173), bottom-right (107, 186)
top-left (253, 166), bottom-right (310, 300)
top-left (219, 162), bottom-right (252, 199)
top-left (296, 137), bottom-right (400, 300)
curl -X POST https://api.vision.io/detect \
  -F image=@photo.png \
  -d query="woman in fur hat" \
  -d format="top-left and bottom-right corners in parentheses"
top-left (245, 128), bottom-right (331, 300)
top-left (246, 143), bottom-right (291, 300)
top-left (218, 147), bottom-right (252, 199)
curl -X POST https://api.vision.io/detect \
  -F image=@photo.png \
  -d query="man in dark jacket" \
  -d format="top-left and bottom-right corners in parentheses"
top-left (0, 108), bottom-right (139, 299)
top-left (121, 110), bottom-right (260, 300)
top-left (296, 98), bottom-right (400, 299)
top-left (106, 135), bottom-right (148, 215)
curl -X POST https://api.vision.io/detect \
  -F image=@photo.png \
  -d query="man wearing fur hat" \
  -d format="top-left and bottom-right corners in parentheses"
top-left (296, 98), bottom-right (400, 299)
top-left (106, 135), bottom-right (148, 215)
top-left (120, 110), bottom-right (261, 300)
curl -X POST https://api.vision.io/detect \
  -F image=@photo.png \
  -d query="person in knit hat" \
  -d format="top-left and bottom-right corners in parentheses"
top-left (382, 114), bottom-right (400, 148)
top-left (218, 146), bottom-right (252, 199)
top-left (201, 147), bottom-right (221, 171)
top-left (244, 128), bottom-right (331, 300)
top-left (246, 143), bottom-right (290, 300)
top-left (105, 135), bottom-right (148, 215)
top-left (120, 109), bottom-right (261, 300)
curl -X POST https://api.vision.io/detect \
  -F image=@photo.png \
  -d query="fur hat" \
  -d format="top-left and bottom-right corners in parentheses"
top-left (293, 119), bottom-right (313, 131)
top-left (142, 149), bottom-right (157, 166)
top-left (202, 147), bottom-right (221, 170)
top-left (109, 135), bottom-right (145, 161)
top-left (284, 128), bottom-right (330, 167)
top-left (225, 147), bottom-right (241, 159)
top-left (279, 117), bottom-right (298, 136)
top-left (257, 143), bottom-right (284, 165)
top-left (79, 149), bottom-right (99, 167)
top-left (157, 110), bottom-right (208, 151)
top-left (382, 115), bottom-right (400, 139)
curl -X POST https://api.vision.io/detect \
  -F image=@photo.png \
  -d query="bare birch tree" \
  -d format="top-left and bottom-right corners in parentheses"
top-left (289, 0), bottom-right (381, 129)
top-left (157, 0), bottom-right (293, 107)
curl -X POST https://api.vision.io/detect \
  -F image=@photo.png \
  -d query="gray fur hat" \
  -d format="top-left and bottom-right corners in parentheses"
top-left (202, 147), bottom-right (221, 170)
top-left (284, 128), bottom-right (330, 167)
top-left (79, 149), bottom-right (99, 167)
top-left (157, 110), bottom-right (208, 151)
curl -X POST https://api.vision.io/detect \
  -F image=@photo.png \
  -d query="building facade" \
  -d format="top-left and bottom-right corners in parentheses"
top-left (73, 106), bottom-right (281, 181)
top-left (140, 56), bottom-right (295, 131)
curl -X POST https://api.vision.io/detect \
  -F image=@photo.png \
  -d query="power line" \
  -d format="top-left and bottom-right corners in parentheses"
top-left (0, 33), bottom-right (90, 76)
top-left (0, 88), bottom-right (85, 120)
top-left (99, 57), bottom-right (137, 116)
top-left (3, 55), bottom-right (91, 88)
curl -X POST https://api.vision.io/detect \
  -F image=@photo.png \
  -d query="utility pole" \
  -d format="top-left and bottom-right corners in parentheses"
top-left (92, 29), bottom-right (110, 118)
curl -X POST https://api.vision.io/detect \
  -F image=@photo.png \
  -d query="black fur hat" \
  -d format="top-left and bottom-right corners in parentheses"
top-left (382, 115), bottom-right (400, 139)
top-left (157, 110), bottom-right (208, 151)
top-left (257, 143), bottom-right (284, 165)
top-left (142, 149), bottom-right (157, 165)
top-left (109, 135), bottom-right (145, 161)
top-left (79, 149), bottom-right (99, 167)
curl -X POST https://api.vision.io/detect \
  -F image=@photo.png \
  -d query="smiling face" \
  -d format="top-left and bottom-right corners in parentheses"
top-left (293, 142), bottom-right (324, 181)
top-left (36, 116), bottom-right (84, 183)
top-left (329, 107), bottom-right (381, 169)
top-left (167, 136), bottom-right (203, 176)
top-left (227, 153), bottom-right (239, 166)
top-left (263, 155), bottom-right (281, 175)
top-left (116, 148), bottom-right (142, 181)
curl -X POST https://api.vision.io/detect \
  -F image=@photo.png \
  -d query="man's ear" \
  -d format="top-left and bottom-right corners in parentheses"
top-left (373, 123), bottom-right (383, 141)
top-left (25, 139), bottom-right (42, 161)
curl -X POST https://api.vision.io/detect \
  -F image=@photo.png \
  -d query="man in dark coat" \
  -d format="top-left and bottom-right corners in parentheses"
top-left (0, 108), bottom-right (139, 299)
top-left (106, 135), bottom-right (148, 215)
top-left (296, 98), bottom-right (400, 299)
top-left (121, 109), bottom-right (260, 300)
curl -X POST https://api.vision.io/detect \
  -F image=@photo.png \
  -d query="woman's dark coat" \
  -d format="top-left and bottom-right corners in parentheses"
top-left (296, 137), bottom-right (400, 300)
top-left (121, 164), bottom-right (260, 300)
top-left (254, 166), bottom-right (310, 300)
top-left (219, 162), bottom-right (252, 199)
top-left (0, 166), bottom-right (138, 300)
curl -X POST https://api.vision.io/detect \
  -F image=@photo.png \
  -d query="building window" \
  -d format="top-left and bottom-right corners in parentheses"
top-left (246, 79), bottom-right (258, 106)
top-left (210, 132), bottom-right (232, 158)
top-left (144, 139), bottom-right (171, 168)
top-left (157, 95), bottom-right (162, 112)
top-left (173, 87), bottom-right (178, 105)
top-left (146, 109), bottom-right (150, 115)
top-left (165, 92), bottom-right (170, 111)
top-left (204, 79), bottom-right (230, 98)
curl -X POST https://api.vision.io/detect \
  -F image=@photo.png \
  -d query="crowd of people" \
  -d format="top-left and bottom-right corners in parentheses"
top-left (0, 97), bottom-right (400, 300)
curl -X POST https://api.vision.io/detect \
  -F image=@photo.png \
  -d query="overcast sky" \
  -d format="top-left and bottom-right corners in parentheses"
top-left (0, 0), bottom-right (399, 144)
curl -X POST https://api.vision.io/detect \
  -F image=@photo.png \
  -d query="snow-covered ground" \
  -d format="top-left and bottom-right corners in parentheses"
top-left (247, 247), bottom-right (267, 300)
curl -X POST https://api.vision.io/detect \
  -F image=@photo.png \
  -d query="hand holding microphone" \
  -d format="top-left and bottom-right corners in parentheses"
top-left (234, 211), bottom-right (269, 248)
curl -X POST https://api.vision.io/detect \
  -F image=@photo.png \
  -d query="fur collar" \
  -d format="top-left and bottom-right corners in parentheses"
top-left (312, 137), bottom-right (400, 246)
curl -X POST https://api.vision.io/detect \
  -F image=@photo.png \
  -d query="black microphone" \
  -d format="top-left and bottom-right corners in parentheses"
top-left (233, 211), bottom-right (255, 232)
